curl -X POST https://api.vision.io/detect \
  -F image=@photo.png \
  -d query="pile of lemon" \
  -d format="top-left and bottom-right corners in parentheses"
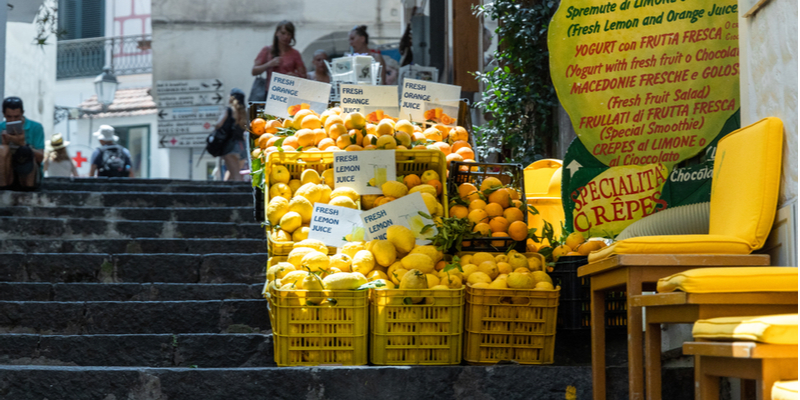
top-left (456, 251), bottom-right (553, 291)
top-left (535, 232), bottom-right (608, 263)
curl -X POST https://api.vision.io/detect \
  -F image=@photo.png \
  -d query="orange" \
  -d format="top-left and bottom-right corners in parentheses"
top-left (459, 183), bottom-right (481, 202)
top-left (345, 144), bottom-right (363, 151)
top-left (281, 145), bottom-right (296, 152)
top-left (295, 129), bottom-right (316, 148)
top-left (473, 222), bottom-right (492, 236)
top-left (363, 134), bottom-right (377, 147)
top-left (427, 180), bottom-right (442, 196)
top-left (412, 144), bottom-right (427, 150)
top-left (403, 174), bottom-right (421, 189)
top-left (250, 118), bottom-right (266, 135)
top-left (349, 129), bottom-right (365, 145)
top-left (456, 147), bottom-right (475, 160)
top-left (324, 115), bottom-right (344, 131)
top-left (363, 144), bottom-right (377, 150)
top-left (449, 126), bottom-right (469, 142)
top-left (551, 244), bottom-right (572, 262)
top-left (433, 124), bottom-right (449, 135)
top-left (336, 133), bottom-right (353, 149)
top-left (487, 188), bottom-right (511, 208)
top-left (256, 135), bottom-right (270, 149)
top-left (507, 188), bottom-right (521, 200)
top-left (251, 148), bottom-right (262, 159)
top-left (266, 136), bottom-right (281, 147)
top-left (526, 238), bottom-right (539, 253)
top-left (431, 141), bottom-right (451, 155)
top-left (468, 199), bottom-right (487, 212)
top-left (491, 232), bottom-right (508, 247)
top-left (484, 202), bottom-right (504, 218)
top-left (489, 216), bottom-right (509, 233)
top-left (445, 153), bottom-right (464, 167)
top-left (313, 129), bottom-right (327, 145)
top-left (449, 205), bottom-right (469, 219)
top-left (265, 119), bottom-right (282, 134)
top-left (282, 119), bottom-right (293, 129)
top-left (318, 138), bottom-right (336, 151)
top-left (327, 123), bottom-right (347, 140)
top-left (450, 140), bottom-right (471, 154)
top-left (511, 199), bottom-right (524, 209)
top-left (282, 136), bottom-right (299, 149)
top-left (435, 260), bottom-right (446, 271)
top-left (423, 127), bottom-right (442, 141)
top-left (468, 209), bottom-right (489, 225)
top-left (503, 207), bottom-right (524, 223)
top-left (413, 132), bottom-right (426, 142)
top-left (508, 221), bottom-right (528, 241)
top-left (265, 146), bottom-right (278, 154)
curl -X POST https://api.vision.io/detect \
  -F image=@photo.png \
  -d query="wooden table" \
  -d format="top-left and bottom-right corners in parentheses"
top-left (684, 342), bottom-right (798, 400)
top-left (576, 254), bottom-right (771, 400)
top-left (630, 291), bottom-right (797, 400)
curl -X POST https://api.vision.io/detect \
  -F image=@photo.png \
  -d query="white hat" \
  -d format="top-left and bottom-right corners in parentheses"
top-left (93, 125), bottom-right (118, 142)
top-left (49, 133), bottom-right (70, 150)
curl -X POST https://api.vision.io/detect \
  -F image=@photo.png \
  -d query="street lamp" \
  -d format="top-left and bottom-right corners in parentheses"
top-left (94, 67), bottom-right (119, 110)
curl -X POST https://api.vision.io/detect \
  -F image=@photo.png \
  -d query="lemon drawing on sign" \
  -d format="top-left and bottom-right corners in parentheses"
top-left (345, 226), bottom-right (365, 242)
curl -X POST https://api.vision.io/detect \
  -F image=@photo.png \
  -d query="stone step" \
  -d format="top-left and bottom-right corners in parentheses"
top-left (0, 217), bottom-right (264, 239)
top-left (0, 253), bottom-right (266, 284)
top-left (0, 365), bottom-right (694, 400)
top-left (41, 182), bottom-right (253, 193)
top-left (43, 177), bottom-right (253, 187)
top-left (0, 333), bottom-right (274, 368)
top-left (0, 300), bottom-right (268, 334)
top-left (0, 206), bottom-right (255, 223)
top-left (0, 238), bottom-right (266, 254)
top-left (0, 190), bottom-right (252, 208)
top-left (0, 283), bottom-right (263, 301)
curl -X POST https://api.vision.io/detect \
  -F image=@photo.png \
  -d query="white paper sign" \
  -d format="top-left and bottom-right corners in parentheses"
top-left (400, 78), bottom-right (461, 126)
top-left (340, 85), bottom-right (400, 122)
top-left (360, 192), bottom-right (436, 243)
top-left (333, 150), bottom-right (396, 195)
top-left (264, 73), bottom-right (331, 119)
top-left (308, 203), bottom-right (365, 248)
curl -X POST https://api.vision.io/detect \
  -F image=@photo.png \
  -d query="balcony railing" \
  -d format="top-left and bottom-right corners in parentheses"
top-left (57, 34), bottom-right (152, 79)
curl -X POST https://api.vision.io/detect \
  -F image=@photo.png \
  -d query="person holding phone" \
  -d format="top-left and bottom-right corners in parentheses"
top-left (252, 20), bottom-right (306, 88)
top-left (0, 97), bottom-right (45, 190)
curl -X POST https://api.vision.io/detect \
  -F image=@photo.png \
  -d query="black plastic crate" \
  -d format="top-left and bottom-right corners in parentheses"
top-left (448, 161), bottom-right (527, 252)
top-left (550, 255), bottom-right (627, 330)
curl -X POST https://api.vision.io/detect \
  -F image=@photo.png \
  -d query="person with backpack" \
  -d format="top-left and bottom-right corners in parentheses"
top-left (89, 125), bottom-right (134, 178)
top-left (211, 88), bottom-right (248, 181)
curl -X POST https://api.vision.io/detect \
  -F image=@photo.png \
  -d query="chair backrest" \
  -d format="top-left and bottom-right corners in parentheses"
top-left (709, 117), bottom-right (784, 250)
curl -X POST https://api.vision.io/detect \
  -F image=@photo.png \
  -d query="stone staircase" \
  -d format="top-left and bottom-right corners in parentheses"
top-left (0, 178), bottom-right (693, 399)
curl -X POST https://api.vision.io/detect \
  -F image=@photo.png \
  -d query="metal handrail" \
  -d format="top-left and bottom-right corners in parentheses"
top-left (57, 34), bottom-right (152, 79)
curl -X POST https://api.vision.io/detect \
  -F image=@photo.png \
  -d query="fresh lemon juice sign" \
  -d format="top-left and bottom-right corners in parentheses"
top-left (548, 0), bottom-right (739, 167)
top-left (400, 79), bottom-right (461, 126)
top-left (264, 73), bottom-right (332, 118)
top-left (308, 203), bottom-right (365, 248)
top-left (340, 84), bottom-right (400, 120)
top-left (333, 150), bottom-right (397, 195)
top-left (361, 192), bottom-right (435, 244)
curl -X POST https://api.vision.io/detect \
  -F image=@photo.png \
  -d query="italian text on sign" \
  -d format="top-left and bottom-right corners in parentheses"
top-left (155, 79), bottom-right (224, 95)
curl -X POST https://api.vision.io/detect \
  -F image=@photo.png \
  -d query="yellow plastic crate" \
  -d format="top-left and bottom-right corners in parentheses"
top-left (267, 283), bottom-right (368, 367)
top-left (463, 285), bottom-right (560, 365)
top-left (369, 287), bottom-right (464, 365)
top-left (457, 251), bottom-right (546, 270)
top-left (394, 150), bottom-right (449, 218)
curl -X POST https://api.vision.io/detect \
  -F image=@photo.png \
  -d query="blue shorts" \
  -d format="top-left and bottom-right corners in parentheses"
top-left (224, 139), bottom-right (248, 160)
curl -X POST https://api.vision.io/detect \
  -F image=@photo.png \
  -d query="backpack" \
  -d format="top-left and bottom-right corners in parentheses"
top-left (97, 145), bottom-right (128, 177)
top-left (206, 108), bottom-right (237, 157)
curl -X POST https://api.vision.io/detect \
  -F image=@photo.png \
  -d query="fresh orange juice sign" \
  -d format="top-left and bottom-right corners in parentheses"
top-left (549, 0), bottom-right (739, 167)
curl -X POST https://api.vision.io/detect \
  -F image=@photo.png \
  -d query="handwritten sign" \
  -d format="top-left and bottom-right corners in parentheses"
top-left (400, 79), bottom-right (461, 126)
top-left (548, 0), bottom-right (739, 168)
top-left (333, 150), bottom-right (397, 195)
top-left (308, 203), bottom-right (365, 248)
top-left (264, 73), bottom-right (332, 119)
top-left (340, 84), bottom-right (400, 122)
top-left (360, 192), bottom-right (436, 244)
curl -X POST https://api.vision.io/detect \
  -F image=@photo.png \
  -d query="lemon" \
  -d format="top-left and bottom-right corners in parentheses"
top-left (367, 270), bottom-right (388, 281)
top-left (352, 250), bottom-right (375, 275)
top-left (534, 281), bottom-right (555, 290)
top-left (408, 245), bottom-right (443, 264)
top-left (565, 232), bottom-right (586, 251)
top-left (459, 254), bottom-right (473, 266)
top-left (318, 184), bottom-right (332, 204)
top-left (371, 240), bottom-right (397, 267)
top-left (471, 252), bottom-right (495, 266)
top-left (287, 179), bottom-right (302, 194)
top-left (420, 170), bottom-right (439, 183)
top-left (270, 229), bottom-right (291, 243)
top-left (467, 271), bottom-right (492, 285)
top-left (341, 242), bottom-right (366, 259)
top-left (513, 267), bottom-right (531, 274)
top-left (527, 256), bottom-right (543, 271)
top-left (387, 225), bottom-right (415, 253)
top-left (301, 251), bottom-right (330, 273)
top-left (266, 197), bottom-right (290, 226)
top-left (508, 253), bottom-right (528, 270)
top-left (551, 245), bottom-right (571, 262)
top-left (322, 267), bottom-right (342, 278)
top-left (287, 247), bottom-right (315, 268)
top-left (279, 211), bottom-right (302, 233)
top-left (330, 187), bottom-right (359, 201)
top-left (269, 165), bottom-right (290, 185)
top-left (400, 269), bottom-right (428, 303)
top-left (408, 184), bottom-right (437, 198)
top-left (361, 194), bottom-right (380, 210)
top-left (371, 278), bottom-right (395, 289)
top-left (430, 284), bottom-right (450, 290)
top-left (507, 272), bottom-right (535, 289)
top-left (497, 262), bottom-right (512, 275)
top-left (329, 253), bottom-right (352, 272)
top-left (531, 271), bottom-right (553, 285)
top-left (489, 278), bottom-right (508, 289)
top-left (292, 226), bottom-right (310, 242)
top-left (376, 120), bottom-right (395, 136)
top-left (381, 180), bottom-right (408, 198)
top-left (401, 253), bottom-right (435, 274)
top-left (425, 274), bottom-right (440, 288)
top-left (389, 267), bottom-right (409, 285)
top-left (269, 183), bottom-right (292, 200)
top-left (471, 282), bottom-right (490, 289)
top-left (281, 270), bottom-right (309, 287)
top-left (376, 135), bottom-right (397, 149)
top-left (295, 183), bottom-right (323, 203)
top-left (418, 192), bottom-right (439, 216)
top-left (321, 169), bottom-right (335, 189)
top-left (267, 262), bottom-right (295, 281)
top-left (322, 272), bottom-right (368, 290)
top-left (301, 169), bottom-right (321, 185)
top-left (461, 264), bottom-right (479, 278)
top-left (302, 273), bottom-right (325, 305)
top-left (288, 196), bottom-right (313, 223)
top-left (478, 261), bottom-right (499, 279)
top-left (439, 274), bottom-right (463, 289)
top-left (293, 239), bottom-right (328, 254)
top-left (329, 196), bottom-right (357, 209)
top-left (349, 112), bottom-right (367, 129)
top-left (394, 120), bottom-right (414, 135)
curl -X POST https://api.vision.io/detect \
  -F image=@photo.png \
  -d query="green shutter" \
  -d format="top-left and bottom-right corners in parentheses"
top-left (58, 0), bottom-right (105, 40)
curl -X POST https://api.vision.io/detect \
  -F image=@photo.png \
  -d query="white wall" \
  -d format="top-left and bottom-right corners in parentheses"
top-left (4, 21), bottom-right (57, 135)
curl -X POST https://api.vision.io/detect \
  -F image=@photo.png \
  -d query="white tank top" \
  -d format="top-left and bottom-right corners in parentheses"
top-left (46, 159), bottom-right (75, 177)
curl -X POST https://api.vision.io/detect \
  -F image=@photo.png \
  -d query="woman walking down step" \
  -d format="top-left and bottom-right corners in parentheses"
top-left (215, 88), bottom-right (248, 182)
top-left (44, 133), bottom-right (78, 177)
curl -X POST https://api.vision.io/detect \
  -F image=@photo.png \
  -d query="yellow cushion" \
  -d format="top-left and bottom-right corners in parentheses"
top-left (692, 314), bottom-right (798, 344)
top-left (587, 234), bottom-right (752, 263)
top-left (656, 267), bottom-right (799, 293)
top-left (709, 117), bottom-right (783, 250)
top-left (773, 381), bottom-right (798, 400)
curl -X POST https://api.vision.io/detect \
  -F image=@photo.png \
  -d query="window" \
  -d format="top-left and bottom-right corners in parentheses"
top-left (113, 125), bottom-right (150, 178)
top-left (58, 0), bottom-right (105, 40)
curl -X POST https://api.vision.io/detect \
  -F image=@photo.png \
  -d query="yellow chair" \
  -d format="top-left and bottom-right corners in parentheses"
top-left (577, 117), bottom-right (785, 400)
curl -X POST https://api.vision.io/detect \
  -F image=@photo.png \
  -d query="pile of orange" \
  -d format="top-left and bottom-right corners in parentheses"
top-left (450, 177), bottom-right (528, 246)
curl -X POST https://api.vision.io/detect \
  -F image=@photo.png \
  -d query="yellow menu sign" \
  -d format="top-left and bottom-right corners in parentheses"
top-left (549, 0), bottom-right (739, 167)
